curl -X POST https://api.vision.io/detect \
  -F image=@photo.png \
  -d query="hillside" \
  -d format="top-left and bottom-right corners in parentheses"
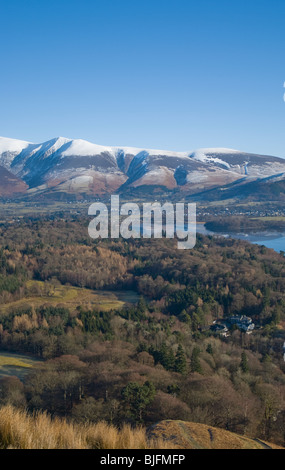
top-left (0, 165), bottom-right (27, 196)
top-left (0, 406), bottom-right (282, 449)
top-left (147, 420), bottom-right (284, 450)
top-left (192, 172), bottom-right (285, 203)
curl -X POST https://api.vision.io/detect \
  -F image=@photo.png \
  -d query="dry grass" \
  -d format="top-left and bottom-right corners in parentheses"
top-left (147, 420), bottom-right (284, 450)
top-left (0, 281), bottom-right (138, 315)
top-left (1, 407), bottom-right (282, 450)
top-left (0, 406), bottom-right (174, 450)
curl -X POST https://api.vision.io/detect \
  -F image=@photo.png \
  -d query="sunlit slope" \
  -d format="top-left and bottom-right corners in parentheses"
top-left (147, 420), bottom-right (284, 449)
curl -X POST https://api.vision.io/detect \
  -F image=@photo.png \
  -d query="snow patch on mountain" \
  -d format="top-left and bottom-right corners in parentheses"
top-left (190, 148), bottom-right (241, 169)
top-left (114, 145), bottom-right (189, 159)
top-left (0, 137), bottom-right (30, 154)
top-left (61, 139), bottom-right (116, 158)
top-left (40, 137), bottom-right (71, 158)
top-left (0, 137), bottom-right (31, 168)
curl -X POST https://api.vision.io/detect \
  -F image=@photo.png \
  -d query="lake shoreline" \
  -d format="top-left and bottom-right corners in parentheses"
top-left (197, 224), bottom-right (285, 253)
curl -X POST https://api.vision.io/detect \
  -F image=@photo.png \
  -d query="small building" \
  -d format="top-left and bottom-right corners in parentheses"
top-left (212, 315), bottom-right (255, 335)
top-left (228, 315), bottom-right (255, 333)
top-left (210, 323), bottom-right (229, 337)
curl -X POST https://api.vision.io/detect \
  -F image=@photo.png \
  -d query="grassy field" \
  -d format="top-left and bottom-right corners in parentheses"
top-left (0, 201), bottom-right (90, 218)
top-left (0, 355), bottom-right (32, 368)
top-left (0, 352), bottom-right (41, 380)
top-left (252, 216), bottom-right (285, 221)
top-left (0, 280), bottom-right (139, 316)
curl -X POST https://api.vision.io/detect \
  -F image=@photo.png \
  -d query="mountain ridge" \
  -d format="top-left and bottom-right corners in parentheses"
top-left (1, 136), bottom-right (285, 199)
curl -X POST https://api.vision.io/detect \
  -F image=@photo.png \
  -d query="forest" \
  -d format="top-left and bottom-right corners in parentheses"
top-left (205, 215), bottom-right (285, 234)
top-left (0, 215), bottom-right (284, 446)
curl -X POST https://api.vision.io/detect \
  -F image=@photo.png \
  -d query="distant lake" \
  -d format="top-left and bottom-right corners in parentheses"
top-left (134, 222), bottom-right (285, 253)
top-left (248, 235), bottom-right (285, 252)
top-left (197, 224), bottom-right (285, 253)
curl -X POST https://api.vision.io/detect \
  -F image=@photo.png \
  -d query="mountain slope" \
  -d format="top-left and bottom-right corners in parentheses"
top-left (191, 171), bottom-right (285, 202)
top-left (0, 137), bottom-right (30, 169)
top-left (0, 165), bottom-right (28, 196)
top-left (147, 420), bottom-right (284, 449)
top-left (1, 136), bottom-right (285, 198)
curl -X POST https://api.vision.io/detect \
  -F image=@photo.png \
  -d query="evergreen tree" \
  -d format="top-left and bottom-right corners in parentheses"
top-left (174, 344), bottom-right (187, 374)
top-left (152, 343), bottom-right (176, 371)
top-left (190, 347), bottom-right (202, 373)
top-left (206, 343), bottom-right (213, 355)
top-left (121, 381), bottom-right (156, 422)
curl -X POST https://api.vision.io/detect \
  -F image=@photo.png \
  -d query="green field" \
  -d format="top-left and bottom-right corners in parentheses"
top-left (252, 216), bottom-right (285, 221)
top-left (0, 352), bottom-right (41, 380)
top-left (0, 280), bottom-right (139, 316)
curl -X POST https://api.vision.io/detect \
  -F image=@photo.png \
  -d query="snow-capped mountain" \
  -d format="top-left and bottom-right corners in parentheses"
top-left (0, 137), bottom-right (31, 169)
top-left (0, 136), bottom-right (285, 198)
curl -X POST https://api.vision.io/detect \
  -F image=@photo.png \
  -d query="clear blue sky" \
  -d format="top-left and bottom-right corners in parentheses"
top-left (1, 0), bottom-right (285, 156)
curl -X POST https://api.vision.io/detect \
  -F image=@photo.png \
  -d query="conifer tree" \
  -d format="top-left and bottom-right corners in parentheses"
top-left (174, 344), bottom-right (187, 374)
top-left (190, 347), bottom-right (202, 373)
